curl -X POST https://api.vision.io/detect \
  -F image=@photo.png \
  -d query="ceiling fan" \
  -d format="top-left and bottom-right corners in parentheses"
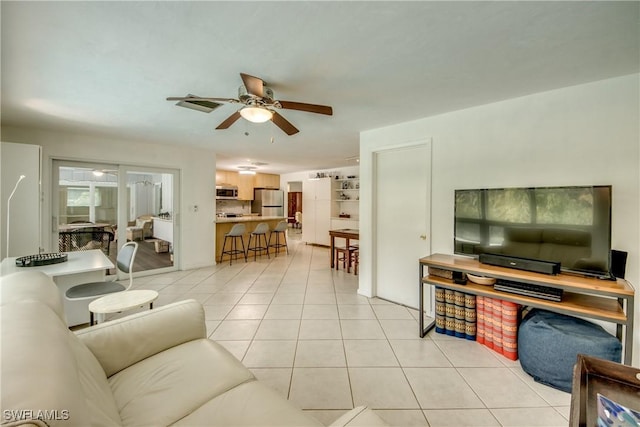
top-left (167, 73), bottom-right (333, 136)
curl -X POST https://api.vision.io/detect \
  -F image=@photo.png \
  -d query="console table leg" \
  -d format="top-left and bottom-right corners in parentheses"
top-left (622, 296), bottom-right (634, 365)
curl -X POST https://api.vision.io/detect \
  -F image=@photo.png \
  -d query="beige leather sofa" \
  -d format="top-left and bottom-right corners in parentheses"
top-left (1, 271), bottom-right (386, 427)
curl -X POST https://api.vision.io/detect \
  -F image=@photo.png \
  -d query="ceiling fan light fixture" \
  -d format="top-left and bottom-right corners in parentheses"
top-left (238, 166), bottom-right (257, 175)
top-left (240, 106), bottom-right (273, 123)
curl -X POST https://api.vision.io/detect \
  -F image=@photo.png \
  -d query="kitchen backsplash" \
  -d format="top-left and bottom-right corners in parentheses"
top-left (216, 200), bottom-right (251, 215)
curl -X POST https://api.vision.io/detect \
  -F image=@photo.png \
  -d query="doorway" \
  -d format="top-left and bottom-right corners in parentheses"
top-left (53, 160), bottom-right (178, 276)
top-left (373, 141), bottom-right (432, 310)
top-left (287, 181), bottom-right (303, 232)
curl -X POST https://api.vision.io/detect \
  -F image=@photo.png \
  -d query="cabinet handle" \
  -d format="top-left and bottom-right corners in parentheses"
top-left (420, 235), bottom-right (427, 240)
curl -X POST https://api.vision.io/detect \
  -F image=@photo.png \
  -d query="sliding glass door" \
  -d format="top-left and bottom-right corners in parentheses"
top-left (53, 160), bottom-right (179, 276)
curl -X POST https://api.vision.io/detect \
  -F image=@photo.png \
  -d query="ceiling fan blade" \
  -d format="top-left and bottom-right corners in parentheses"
top-left (240, 73), bottom-right (264, 98)
top-left (216, 111), bottom-right (242, 130)
top-left (278, 100), bottom-right (333, 116)
top-left (167, 96), bottom-right (238, 103)
top-left (271, 111), bottom-right (299, 135)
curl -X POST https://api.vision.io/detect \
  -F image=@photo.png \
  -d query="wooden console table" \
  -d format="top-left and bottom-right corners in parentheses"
top-left (419, 253), bottom-right (635, 365)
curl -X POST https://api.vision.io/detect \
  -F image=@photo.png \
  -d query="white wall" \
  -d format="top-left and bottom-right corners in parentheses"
top-left (0, 126), bottom-right (217, 270)
top-left (360, 74), bottom-right (640, 366)
top-left (1, 142), bottom-right (41, 258)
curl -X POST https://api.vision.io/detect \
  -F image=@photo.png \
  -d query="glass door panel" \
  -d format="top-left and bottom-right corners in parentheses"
top-left (53, 161), bottom-right (119, 273)
top-left (122, 168), bottom-right (177, 274)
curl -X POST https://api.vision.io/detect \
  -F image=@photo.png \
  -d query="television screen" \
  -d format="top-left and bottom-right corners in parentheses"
top-left (454, 185), bottom-right (612, 277)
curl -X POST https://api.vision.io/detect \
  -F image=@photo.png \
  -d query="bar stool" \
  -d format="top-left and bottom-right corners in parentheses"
top-left (219, 224), bottom-right (247, 265)
top-left (351, 249), bottom-right (359, 275)
top-left (247, 223), bottom-right (270, 260)
top-left (334, 246), bottom-right (351, 270)
top-left (268, 220), bottom-right (289, 256)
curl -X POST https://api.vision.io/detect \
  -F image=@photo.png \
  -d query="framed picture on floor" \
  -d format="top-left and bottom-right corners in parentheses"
top-left (569, 354), bottom-right (640, 427)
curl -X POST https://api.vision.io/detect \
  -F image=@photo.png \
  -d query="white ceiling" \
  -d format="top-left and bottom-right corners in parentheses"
top-left (2, 1), bottom-right (638, 174)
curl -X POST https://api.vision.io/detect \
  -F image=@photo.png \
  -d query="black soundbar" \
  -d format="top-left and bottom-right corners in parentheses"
top-left (479, 253), bottom-right (560, 275)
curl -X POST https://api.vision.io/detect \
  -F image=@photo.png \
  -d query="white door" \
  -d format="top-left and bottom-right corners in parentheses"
top-left (374, 142), bottom-right (431, 309)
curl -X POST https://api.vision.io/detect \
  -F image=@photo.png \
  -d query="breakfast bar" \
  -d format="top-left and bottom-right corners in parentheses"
top-left (215, 216), bottom-right (286, 261)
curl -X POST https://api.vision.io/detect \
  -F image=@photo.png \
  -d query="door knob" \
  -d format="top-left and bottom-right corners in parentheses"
top-left (420, 235), bottom-right (427, 240)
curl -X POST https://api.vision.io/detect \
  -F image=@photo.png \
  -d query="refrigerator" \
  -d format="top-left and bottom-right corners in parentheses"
top-left (252, 189), bottom-right (284, 217)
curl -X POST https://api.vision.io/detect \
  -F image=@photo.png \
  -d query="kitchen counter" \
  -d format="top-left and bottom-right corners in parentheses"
top-left (215, 217), bottom-right (287, 261)
top-left (215, 215), bottom-right (284, 223)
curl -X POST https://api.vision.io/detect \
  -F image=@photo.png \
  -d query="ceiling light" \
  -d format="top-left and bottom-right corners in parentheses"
top-left (92, 170), bottom-right (104, 177)
top-left (238, 166), bottom-right (257, 175)
top-left (240, 107), bottom-right (273, 123)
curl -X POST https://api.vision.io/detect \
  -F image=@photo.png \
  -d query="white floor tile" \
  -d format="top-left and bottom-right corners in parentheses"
top-left (242, 340), bottom-right (297, 368)
top-left (210, 319), bottom-right (260, 340)
top-left (289, 368), bottom-right (353, 410)
top-left (434, 340), bottom-right (505, 367)
top-left (457, 367), bottom-right (548, 408)
top-left (423, 409), bottom-right (500, 426)
top-left (374, 410), bottom-right (430, 426)
top-left (340, 319), bottom-right (386, 339)
top-left (249, 368), bottom-right (292, 398)
top-left (490, 407), bottom-right (569, 426)
top-left (263, 304), bottom-right (303, 319)
top-left (254, 319), bottom-right (300, 340)
top-left (295, 340), bottom-right (346, 367)
top-left (344, 340), bottom-right (399, 367)
top-left (337, 304), bottom-right (376, 319)
top-left (299, 319), bottom-right (342, 339)
top-left (404, 368), bottom-right (485, 409)
top-left (389, 340), bottom-right (453, 367)
top-left (349, 367), bottom-right (419, 409)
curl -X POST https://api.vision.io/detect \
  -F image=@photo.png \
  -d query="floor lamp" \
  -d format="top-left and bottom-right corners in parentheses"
top-left (6, 174), bottom-right (26, 257)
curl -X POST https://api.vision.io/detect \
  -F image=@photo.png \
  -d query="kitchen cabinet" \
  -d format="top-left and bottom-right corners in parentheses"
top-left (302, 177), bottom-right (331, 246)
top-left (254, 173), bottom-right (280, 189)
top-left (216, 170), bottom-right (238, 186)
top-left (237, 174), bottom-right (255, 200)
top-left (216, 170), bottom-right (280, 200)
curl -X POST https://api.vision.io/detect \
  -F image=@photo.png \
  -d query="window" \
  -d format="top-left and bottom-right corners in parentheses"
top-left (66, 187), bottom-right (102, 207)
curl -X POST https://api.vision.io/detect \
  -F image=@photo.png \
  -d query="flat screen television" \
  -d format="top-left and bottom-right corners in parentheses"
top-left (454, 185), bottom-right (612, 278)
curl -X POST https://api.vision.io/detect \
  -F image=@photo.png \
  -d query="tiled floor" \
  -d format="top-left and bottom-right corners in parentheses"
top-left (120, 232), bottom-right (571, 427)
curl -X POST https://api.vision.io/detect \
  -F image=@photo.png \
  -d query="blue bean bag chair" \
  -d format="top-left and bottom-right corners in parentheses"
top-left (518, 309), bottom-right (621, 392)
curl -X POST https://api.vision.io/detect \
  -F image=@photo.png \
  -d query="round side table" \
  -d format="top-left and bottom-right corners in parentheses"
top-left (89, 289), bottom-right (159, 325)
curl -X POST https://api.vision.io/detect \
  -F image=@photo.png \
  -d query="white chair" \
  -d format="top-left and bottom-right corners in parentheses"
top-left (65, 241), bottom-right (138, 302)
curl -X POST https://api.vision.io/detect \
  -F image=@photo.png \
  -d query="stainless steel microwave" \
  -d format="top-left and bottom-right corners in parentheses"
top-left (216, 185), bottom-right (238, 200)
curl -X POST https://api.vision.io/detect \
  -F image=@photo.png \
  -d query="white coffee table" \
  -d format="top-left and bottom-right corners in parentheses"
top-left (89, 289), bottom-right (159, 325)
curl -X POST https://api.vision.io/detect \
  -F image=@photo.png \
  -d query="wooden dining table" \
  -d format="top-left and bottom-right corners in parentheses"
top-left (58, 222), bottom-right (110, 232)
top-left (329, 228), bottom-right (359, 269)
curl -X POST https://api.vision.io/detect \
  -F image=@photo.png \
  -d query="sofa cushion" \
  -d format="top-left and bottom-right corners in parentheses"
top-left (76, 299), bottom-right (207, 377)
top-left (0, 271), bottom-right (65, 320)
top-left (67, 331), bottom-right (123, 426)
top-left (0, 300), bottom-right (99, 426)
top-left (109, 339), bottom-right (255, 426)
top-left (171, 381), bottom-right (323, 426)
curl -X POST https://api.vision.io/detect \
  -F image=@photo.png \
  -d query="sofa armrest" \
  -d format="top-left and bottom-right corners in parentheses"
top-left (330, 406), bottom-right (388, 426)
top-left (75, 299), bottom-right (206, 377)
